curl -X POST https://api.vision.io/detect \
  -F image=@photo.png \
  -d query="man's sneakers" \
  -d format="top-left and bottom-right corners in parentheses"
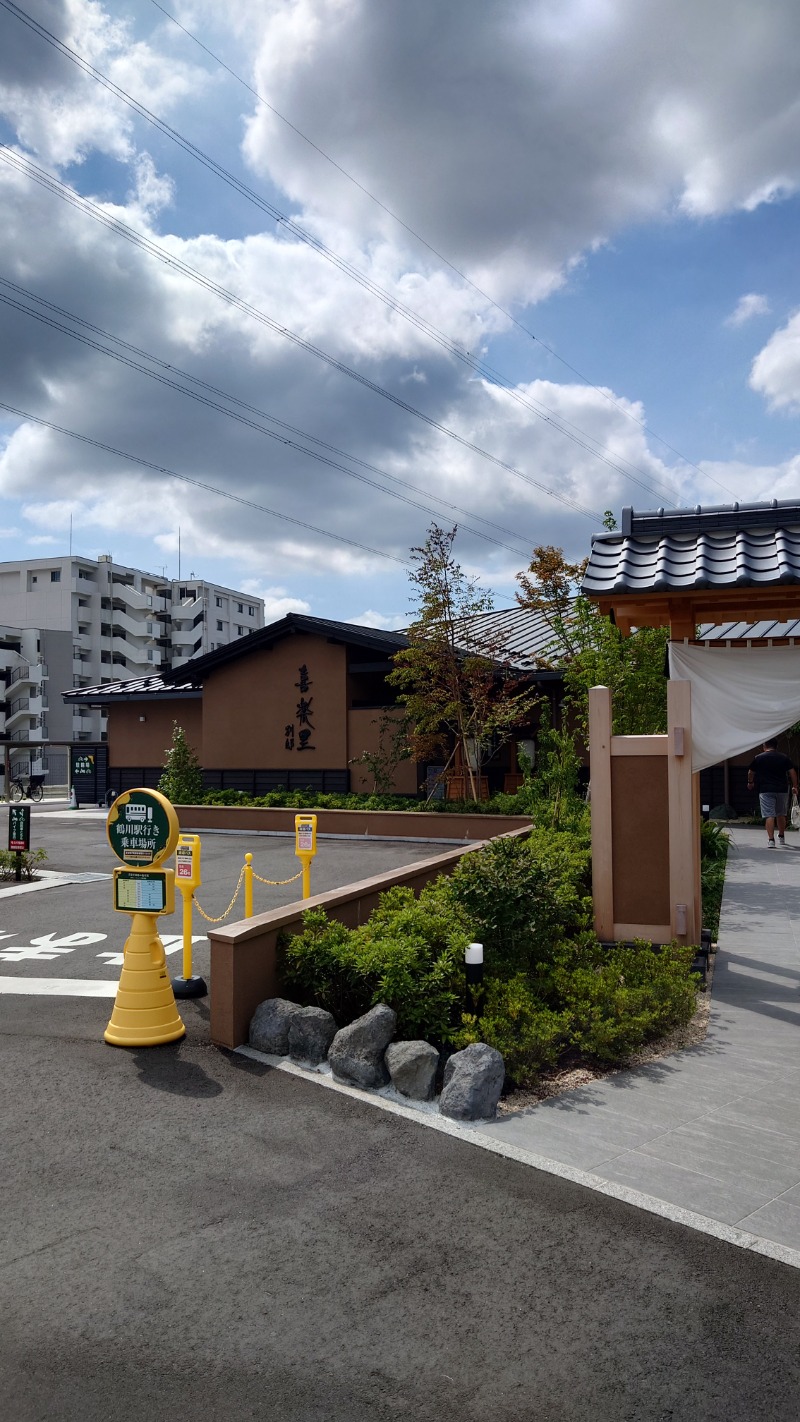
top-left (768, 838), bottom-right (776, 847)
top-left (778, 833), bottom-right (786, 846)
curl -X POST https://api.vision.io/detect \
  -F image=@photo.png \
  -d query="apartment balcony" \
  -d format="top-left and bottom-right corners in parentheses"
top-left (8, 662), bottom-right (47, 690)
top-left (111, 581), bottom-right (150, 612)
top-left (5, 696), bottom-right (30, 729)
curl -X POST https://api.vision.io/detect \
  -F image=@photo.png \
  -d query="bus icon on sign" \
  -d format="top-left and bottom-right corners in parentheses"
top-left (125, 804), bottom-right (151, 823)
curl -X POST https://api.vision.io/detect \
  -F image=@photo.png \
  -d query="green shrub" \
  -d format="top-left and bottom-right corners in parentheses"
top-left (0, 846), bottom-right (47, 880)
top-left (701, 819), bottom-right (731, 861)
top-left (450, 975), bottom-right (568, 1086)
top-left (158, 723), bottom-right (204, 803)
top-left (447, 830), bottom-right (592, 977)
top-left (280, 880), bottom-right (470, 1040)
top-left (551, 939), bottom-right (698, 1063)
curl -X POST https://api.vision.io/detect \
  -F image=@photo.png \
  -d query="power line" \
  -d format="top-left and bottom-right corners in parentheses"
top-left (0, 0), bottom-right (693, 507)
top-left (0, 144), bottom-right (605, 522)
top-left (148, 0), bottom-right (737, 499)
top-left (0, 397), bottom-right (407, 566)
top-left (0, 398), bottom-right (527, 609)
top-left (0, 277), bottom-right (533, 559)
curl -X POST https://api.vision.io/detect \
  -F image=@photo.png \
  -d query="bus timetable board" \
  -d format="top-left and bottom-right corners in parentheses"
top-left (113, 869), bottom-right (175, 916)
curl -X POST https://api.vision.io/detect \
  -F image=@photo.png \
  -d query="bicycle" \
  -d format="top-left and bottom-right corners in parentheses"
top-left (9, 775), bottom-right (45, 802)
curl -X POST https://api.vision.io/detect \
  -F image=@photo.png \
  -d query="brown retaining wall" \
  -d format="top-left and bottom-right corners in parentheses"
top-left (208, 824), bottom-right (531, 1050)
top-left (177, 804), bottom-right (531, 841)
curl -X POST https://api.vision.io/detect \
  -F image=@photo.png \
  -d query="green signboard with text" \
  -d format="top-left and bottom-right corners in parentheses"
top-left (9, 804), bottom-right (30, 853)
top-left (106, 788), bottom-right (179, 868)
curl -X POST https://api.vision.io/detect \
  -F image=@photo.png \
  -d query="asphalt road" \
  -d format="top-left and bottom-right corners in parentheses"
top-left (1, 806), bottom-right (449, 986)
top-left (4, 807), bottom-right (800, 1419)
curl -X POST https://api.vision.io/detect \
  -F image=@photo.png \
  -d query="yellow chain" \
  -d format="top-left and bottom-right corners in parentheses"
top-left (194, 866), bottom-right (246, 923)
top-left (251, 868), bottom-right (303, 886)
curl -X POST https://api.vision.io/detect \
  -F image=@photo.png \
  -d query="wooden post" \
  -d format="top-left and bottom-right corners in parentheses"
top-left (589, 686), bottom-right (614, 940)
top-left (667, 679), bottom-right (698, 944)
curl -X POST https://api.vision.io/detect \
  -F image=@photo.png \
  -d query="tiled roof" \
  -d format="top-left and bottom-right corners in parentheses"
top-left (583, 501), bottom-right (800, 597)
top-left (455, 606), bottom-right (568, 670)
top-left (698, 619), bottom-right (800, 641)
top-left (63, 674), bottom-right (201, 702)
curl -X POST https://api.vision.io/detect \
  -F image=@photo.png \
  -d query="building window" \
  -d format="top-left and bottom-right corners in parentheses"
top-left (50, 570), bottom-right (61, 582)
top-left (236, 625), bottom-right (245, 636)
top-left (236, 602), bottom-right (244, 613)
top-left (247, 604), bottom-right (255, 616)
top-left (31, 575), bottom-right (37, 584)
top-left (216, 596), bottom-right (222, 608)
top-left (216, 620), bottom-right (223, 631)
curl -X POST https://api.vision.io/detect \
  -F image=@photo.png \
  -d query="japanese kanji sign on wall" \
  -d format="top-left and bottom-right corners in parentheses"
top-left (106, 788), bottom-right (180, 867)
top-left (284, 664), bottom-right (317, 753)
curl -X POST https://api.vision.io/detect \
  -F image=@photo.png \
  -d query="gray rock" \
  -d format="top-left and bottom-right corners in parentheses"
top-left (385, 1040), bottom-right (439, 1101)
top-left (328, 1003), bottom-right (397, 1089)
top-left (288, 1006), bottom-right (337, 1066)
top-left (439, 1043), bottom-right (504, 1121)
top-left (249, 997), bottom-right (302, 1055)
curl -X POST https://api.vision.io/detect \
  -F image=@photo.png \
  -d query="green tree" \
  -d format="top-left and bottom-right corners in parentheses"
top-left (348, 709), bottom-right (412, 793)
top-left (389, 524), bottom-right (538, 800)
top-left (158, 722), bottom-right (204, 804)
top-left (516, 545), bottom-right (668, 737)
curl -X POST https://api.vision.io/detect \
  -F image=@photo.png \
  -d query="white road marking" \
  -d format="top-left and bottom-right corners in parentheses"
top-left (0, 870), bottom-right (111, 898)
top-left (96, 933), bottom-right (205, 967)
top-left (0, 977), bottom-right (118, 997)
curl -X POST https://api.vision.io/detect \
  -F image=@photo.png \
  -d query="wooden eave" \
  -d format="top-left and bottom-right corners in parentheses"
top-left (592, 585), bottom-right (800, 639)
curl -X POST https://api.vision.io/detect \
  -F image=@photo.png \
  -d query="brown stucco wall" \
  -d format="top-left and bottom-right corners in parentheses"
top-left (108, 699), bottom-right (202, 767)
top-left (201, 635), bottom-right (347, 769)
top-left (611, 755), bottom-right (670, 926)
top-left (177, 804), bottom-right (531, 840)
top-left (347, 707), bottom-right (419, 794)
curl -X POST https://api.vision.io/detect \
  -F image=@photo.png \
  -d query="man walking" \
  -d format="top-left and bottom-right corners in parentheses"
top-left (747, 739), bottom-right (798, 847)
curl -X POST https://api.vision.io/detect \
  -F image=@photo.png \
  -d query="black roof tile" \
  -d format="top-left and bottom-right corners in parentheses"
top-left (583, 502), bottom-right (800, 597)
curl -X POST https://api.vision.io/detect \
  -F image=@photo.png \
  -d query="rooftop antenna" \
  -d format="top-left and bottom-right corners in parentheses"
top-left (178, 526), bottom-right (181, 583)
top-left (69, 512), bottom-right (73, 557)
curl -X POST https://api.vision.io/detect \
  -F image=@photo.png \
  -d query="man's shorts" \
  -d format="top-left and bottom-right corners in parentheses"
top-left (759, 792), bottom-right (789, 818)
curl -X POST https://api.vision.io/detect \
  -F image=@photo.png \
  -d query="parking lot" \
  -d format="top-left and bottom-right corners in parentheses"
top-left (0, 802), bottom-right (450, 1000)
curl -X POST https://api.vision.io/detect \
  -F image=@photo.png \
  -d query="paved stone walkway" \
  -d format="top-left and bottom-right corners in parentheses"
top-left (477, 825), bottom-right (800, 1255)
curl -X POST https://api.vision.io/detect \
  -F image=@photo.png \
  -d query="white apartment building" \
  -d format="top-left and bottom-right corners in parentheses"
top-left (0, 555), bottom-right (264, 755)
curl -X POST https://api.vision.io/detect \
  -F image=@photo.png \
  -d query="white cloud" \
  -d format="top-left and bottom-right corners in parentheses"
top-left (1, 0), bottom-right (799, 624)
top-left (725, 293), bottom-right (771, 328)
top-left (349, 609), bottom-right (407, 631)
top-left (749, 312), bottom-right (800, 412)
top-left (239, 0), bottom-right (800, 301)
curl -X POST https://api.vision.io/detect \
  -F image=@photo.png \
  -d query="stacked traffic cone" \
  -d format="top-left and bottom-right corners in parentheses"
top-left (105, 913), bottom-right (185, 1047)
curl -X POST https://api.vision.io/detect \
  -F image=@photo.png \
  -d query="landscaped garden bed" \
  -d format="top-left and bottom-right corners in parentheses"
top-left (268, 823), bottom-right (707, 1106)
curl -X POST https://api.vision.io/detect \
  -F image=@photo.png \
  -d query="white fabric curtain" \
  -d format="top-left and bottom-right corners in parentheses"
top-left (668, 643), bottom-right (800, 771)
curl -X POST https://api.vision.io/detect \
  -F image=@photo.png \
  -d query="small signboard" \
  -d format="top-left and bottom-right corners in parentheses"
top-left (107, 788), bottom-right (179, 868)
top-left (9, 804), bottom-right (30, 853)
top-left (295, 814), bottom-right (317, 858)
top-left (113, 868), bottom-right (175, 915)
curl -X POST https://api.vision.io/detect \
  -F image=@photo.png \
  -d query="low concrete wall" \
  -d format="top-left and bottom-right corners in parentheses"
top-left (208, 825), bottom-right (531, 1050)
top-left (178, 804), bottom-right (530, 841)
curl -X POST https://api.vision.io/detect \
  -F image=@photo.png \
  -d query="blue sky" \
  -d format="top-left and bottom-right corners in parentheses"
top-left (1, 0), bottom-right (800, 629)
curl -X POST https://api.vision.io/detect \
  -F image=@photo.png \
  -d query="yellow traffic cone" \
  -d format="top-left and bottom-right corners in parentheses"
top-left (104, 913), bottom-right (186, 1047)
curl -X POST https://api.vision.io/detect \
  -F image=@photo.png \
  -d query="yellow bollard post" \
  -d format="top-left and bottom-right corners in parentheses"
top-left (105, 788), bottom-right (184, 1047)
top-left (294, 814), bottom-right (317, 900)
top-left (105, 909), bottom-right (185, 1046)
top-left (244, 852), bottom-right (253, 918)
top-left (171, 833), bottom-right (207, 999)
